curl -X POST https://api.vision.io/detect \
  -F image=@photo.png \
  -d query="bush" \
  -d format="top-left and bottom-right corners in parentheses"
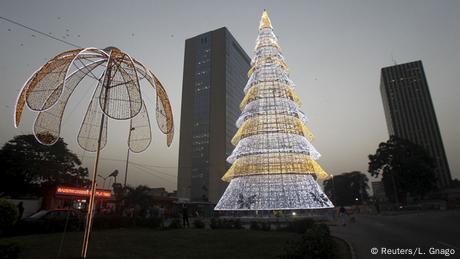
top-left (210, 218), bottom-right (218, 229)
top-left (249, 221), bottom-right (260, 231)
top-left (91, 215), bottom-right (165, 230)
top-left (249, 221), bottom-right (271, 231)
top-left (92, 215), bottom-right (133, 230)
top-left (0, 199), bottom-right (18, 230)
top-left (0, 243), bottom-right (20, 259)
top-left (283, 218), bottom-right (315, 233)
top-left (233, 219), bottom-right (242, 229)
top-left (261, 222), bottom-right (271, 231)
top-left (136, 217), bottom-right (163, 229)
top-left (283, 223), bottom-right (336, 259)
top-left (210, 218), bottom-right (243, 229)
top-left (193, 219), bottom-right (205, 229)
top-left (168, 218), bottom-right (182, 229)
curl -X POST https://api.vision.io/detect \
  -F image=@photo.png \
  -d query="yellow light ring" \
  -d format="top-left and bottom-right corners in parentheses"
top-left (250, 55), bottom-right (284, 67)
top-left (255, 40), bottom-right (281, 51)
top-left (247, 65), bottom-right (255, 78)
top-left (300, 123), bottom-right (314, 142)
top-left (247, 57), bottom-right (289, 78)
top-left (222, 153), bottom-right (329, 182)
top-left (231, 115), bottom-right (313, 145)
top-left (240, 83), bottom-right (301, 110)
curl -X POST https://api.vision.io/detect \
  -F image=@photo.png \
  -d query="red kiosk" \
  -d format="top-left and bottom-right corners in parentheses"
top-left (42, 186), bottom-right (114, 212)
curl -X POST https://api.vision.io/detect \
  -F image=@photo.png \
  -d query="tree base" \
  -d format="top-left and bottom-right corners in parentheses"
top-left (215, 174), bottom-right (334, 210)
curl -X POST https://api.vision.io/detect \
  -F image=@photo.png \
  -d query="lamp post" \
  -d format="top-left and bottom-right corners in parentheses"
top-left (108, 170), bottom-right (119, 184)
top-left (124, 127), bottom-right (135, 188)
top-left (97, 174), bottom-right (108, 189)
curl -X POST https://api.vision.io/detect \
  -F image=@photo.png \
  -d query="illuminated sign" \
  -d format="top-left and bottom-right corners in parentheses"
top-left (56, 186), bottom-right (112, 198)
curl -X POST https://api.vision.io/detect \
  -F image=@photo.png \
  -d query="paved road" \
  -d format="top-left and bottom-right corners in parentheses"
top-left (330, 210), bottom-right (460, 259)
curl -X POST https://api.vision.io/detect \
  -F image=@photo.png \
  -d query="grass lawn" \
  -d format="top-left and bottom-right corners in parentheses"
top-left (0, 228), bottom-right (299, 258)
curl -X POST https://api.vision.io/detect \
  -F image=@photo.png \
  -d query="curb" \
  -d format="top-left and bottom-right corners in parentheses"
top-left (332, 235), bottom-right (357, 259)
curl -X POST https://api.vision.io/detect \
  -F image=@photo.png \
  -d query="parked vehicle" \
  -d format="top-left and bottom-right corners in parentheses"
top-left (16, 209), bottom-right (83, 234)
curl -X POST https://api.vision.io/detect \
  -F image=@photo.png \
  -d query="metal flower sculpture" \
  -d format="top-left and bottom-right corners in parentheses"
top-left (13, 47), bottom-right (174, 258)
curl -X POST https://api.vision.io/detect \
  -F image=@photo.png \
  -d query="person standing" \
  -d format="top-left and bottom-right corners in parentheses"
top-left (182, 204), bottom-right (190, 228)
top-left (17, 202), bottom-right (24, 220)
top-left (338, 206), bottom-right (348, 226)
top-left (375, 198), bottom-right (381, 214)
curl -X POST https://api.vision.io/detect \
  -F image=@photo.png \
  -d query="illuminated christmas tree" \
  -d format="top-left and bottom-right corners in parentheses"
top-left (214, 10), bottom-right (334, 210)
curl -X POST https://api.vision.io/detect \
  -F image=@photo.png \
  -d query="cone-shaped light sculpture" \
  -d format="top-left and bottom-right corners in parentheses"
top-left (215, 11), bottom-right (333, 210)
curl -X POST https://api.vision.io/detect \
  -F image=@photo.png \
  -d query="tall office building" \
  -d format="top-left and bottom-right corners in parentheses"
top-left (177, 27), bottom-right (251, 203)
top-left (380, 60), bottom-right (451, 188)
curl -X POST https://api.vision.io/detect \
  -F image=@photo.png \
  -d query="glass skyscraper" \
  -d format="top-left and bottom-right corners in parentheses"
top-left (177, 27), bottom-right (250, 203)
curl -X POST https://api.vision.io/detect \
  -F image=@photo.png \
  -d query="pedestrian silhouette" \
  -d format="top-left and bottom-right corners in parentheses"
top-left (17, 202), bottom-right (24, 220)
top-left (339, 206), bottom-right (348, 226)
top-left (182, 204), bottom-right (190, 228)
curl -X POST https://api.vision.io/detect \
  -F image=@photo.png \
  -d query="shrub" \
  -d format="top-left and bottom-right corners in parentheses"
top-left (92, 215), bottom-right (133, 230)
top-left (233, 219), bottom-right (242, 229)
top-left (193, 219), bottom-right (205, 229)
top-left (92, 215), bottom-right (165, 230)
top-left (168, 218), bottom-right (182, 229)
top-left (283, 223), bottom-right (336, 259)
top-left (210, 218), bottom-right (219, 229)
top-left (283, 218), bottom-right (315, 233)
top-left (0, 199), bottom-right (18, 230)
top-left (261, 222), bottom-right (271, 231)
top-left (249, 221), bottom-right (260, 231)
top-left (136, 217), bottom-right (163, 229)
top-left (210, 218), bottom-right (243, 229)
top-left (249, 221), bottom-right (271, 231)
top-left (0, 243), bottom-right (20, 258)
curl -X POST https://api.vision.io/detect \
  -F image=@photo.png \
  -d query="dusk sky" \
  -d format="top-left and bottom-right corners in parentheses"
top-left (1, 0), bottom-right (459, 191)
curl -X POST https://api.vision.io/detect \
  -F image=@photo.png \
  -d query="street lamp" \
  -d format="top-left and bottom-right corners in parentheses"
top-left (97, 170), bottom-right (118, 189)
top-left (97, 174), bottom-right (108, 189)
top-left (108, 170), bottom-right (119, 184)
top-left (124, 127), bottom-right (135, 187)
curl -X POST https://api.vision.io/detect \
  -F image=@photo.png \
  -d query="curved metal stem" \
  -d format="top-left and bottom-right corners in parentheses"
top-left (81, 111), bottom-right (105, 258)
top-left (81, 58), bottom-right (112, 258)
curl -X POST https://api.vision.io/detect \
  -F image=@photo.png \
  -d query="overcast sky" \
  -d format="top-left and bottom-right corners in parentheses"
top-left (1, 0), bottom-right (459, 191)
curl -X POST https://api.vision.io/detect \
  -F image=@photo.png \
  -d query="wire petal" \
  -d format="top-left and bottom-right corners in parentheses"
top-left (34, 60), bottom-right (105, 145)
top-left (128, 102), bottom-right (152, 153)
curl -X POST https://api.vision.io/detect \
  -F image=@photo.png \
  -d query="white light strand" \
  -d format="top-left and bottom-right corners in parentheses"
top-left (227, 133), bottom-right (321, 164)
top-left (215, 174), bottom-right (334, 210)
top-left (215, 11), bottom-right (333, 211)
top-left (236, 97), bottom-right (307, 127)
top-left (244, 69), bottom-right (294, 93)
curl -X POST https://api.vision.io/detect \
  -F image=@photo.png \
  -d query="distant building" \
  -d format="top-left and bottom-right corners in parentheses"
top-left (380, 61), bottom-right (451, 188)
top-left (177, 27), bottom-right (251, 203)
top-left (371, 181), bottom-right (387, 202)
top-left (147, 187), bottom-right (172, 198)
